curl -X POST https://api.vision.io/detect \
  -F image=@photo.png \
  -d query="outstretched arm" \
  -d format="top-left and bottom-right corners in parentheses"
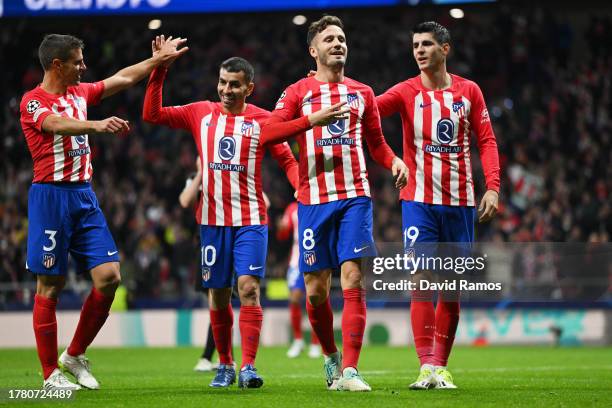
top-left (41, 115), bottom-right (129, 136)
top-left (102, 35), bottom-right (188, 99)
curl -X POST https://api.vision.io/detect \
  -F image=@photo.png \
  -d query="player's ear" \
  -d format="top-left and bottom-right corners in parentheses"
top-left (246, 82), bottom-right (255, 97)
top-left (51, 58), bottom-right (63, 71)
top-left (442, 43), bottom-right (451, 56)
top-left (308, 45), bottom-right (318, 59)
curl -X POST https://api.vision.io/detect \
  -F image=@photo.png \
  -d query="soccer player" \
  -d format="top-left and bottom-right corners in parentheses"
top-left (376, 21), bottom-right (500, 389)
top-left (19, 34), bottom-right (187, 390)
top-left (260, 15), bottom-right (408, 391)
top-left (276, 201), bottom-right (321, 359)
top-left (143, 46), bottom-right (299, 388)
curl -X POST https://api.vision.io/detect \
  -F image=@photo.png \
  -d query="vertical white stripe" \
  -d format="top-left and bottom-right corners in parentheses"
top-left (353, 90), bottom-right (370, 197)
top-left (51, 100), bottom-right (69, 181)
top-left (199, 113), bottom-right (212, 224)
top-left (413, 92), bottom-right (425, 202)
top-left (337, 85), bottom-right (357, 198)
top-left (320, 84), bottom-right (337, 201)
top-left (230, 117), bottom-right (243, 226)
top-left (430, 91), bottom-right (443, 205)
top-left (462, 97), bottom-right (475, 205)
top-left (73, 95), bottom-right (92, 181)
top-left (213, 114), bottom-right (226, 225)
top-left (301, 91), bottom-right (319, 204)
top-left (444, 92), bottom-right (460, 206)
top-left (247, 120), bottom-right (260, 224)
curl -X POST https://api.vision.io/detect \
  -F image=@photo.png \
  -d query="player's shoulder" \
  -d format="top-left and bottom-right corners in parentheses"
top-left (451, 74), bottom-right (481, 92)
top-left (20, 86), bottom-right (48, 113)
top-left (286, 77), bottom-right (313, 93)
top-left (245, 103), bottom-right (271, 119)
top-left (386, 76), bottom-right (421, 95)
top-left (344, 76), bottom-right (371, 90)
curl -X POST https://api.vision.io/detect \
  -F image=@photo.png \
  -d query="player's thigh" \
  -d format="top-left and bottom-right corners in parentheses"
top-left (298, 202), bottom-right (337, 273)
top-left (69, 188), bottom-right (119, 273)
top-left (233, 225), bottom-right (267, 280)
top-left (337, 197), bottom-right (377, 264)
top-left (26, 184), bottom-right (71, 276)
top-left (440, 206), bottom-right (476, 243)
top-left (200, 225), bottom-right (233, 289)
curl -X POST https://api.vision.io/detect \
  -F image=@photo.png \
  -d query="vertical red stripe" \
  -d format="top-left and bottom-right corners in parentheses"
top-left (297, 132), bottom-right (310, 205)
top-left (61, 136), bottom-right (73, 180)
top-left (239, 122), bottom-right (252, 225)
top-left (312, 85), bottom-right (328, 204)
top-left (436, 93), bottom-right (451, 206)
top-left (221, 116), bottom-right (235, 226)
top-left (422, 92), bottom-right (433, 203)
top-left (404, 96), bottom-right (417, 201)
top-left (254, 147), bottom-right (267, 224)
top-left (348, 90), bottom-right (365, 197)
top-left (455, 94), bottom-right (468, 206)
top-left (207, 114), bottom-right (217, 225)
top-left (330, 84), bottom-right (347, 200)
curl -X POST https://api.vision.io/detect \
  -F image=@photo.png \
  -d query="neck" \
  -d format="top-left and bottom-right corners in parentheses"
top-left (314, 63), bottom-right (344, 83)
top-left (420, 66), bottom-right (450, 90)
top-left (222, 102), bottom-right (247, 115)
top-left (40, 73), bottom-right (68, 95)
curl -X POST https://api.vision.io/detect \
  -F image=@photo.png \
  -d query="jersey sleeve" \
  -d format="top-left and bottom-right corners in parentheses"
top-left (376, 82), bottom-right (405, 118)
top-left (142, 67), bottom-right (197, 130)
top-left (81, 81), bottom-right (105, 106)
top-left (20, 94), bottom-right (54, 132)
top-left (260, 85), bottom-right (311, 145)
top-left (361, 88), bottom-right (396, 170)
top-left (469, 82), bottom-right (500, 193)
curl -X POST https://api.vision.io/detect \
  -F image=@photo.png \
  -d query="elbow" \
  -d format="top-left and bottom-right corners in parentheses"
top-left (142, 110), bottom-right (158, 124)
top-left (178, 197), bottom-right (190, 209)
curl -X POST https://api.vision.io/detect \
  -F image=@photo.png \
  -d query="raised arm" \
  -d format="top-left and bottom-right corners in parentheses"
top-left (101, 35), bottom-right (188, 99)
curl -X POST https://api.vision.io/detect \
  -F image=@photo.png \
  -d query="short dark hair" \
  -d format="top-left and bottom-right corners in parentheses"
top-left (38, 34), bottom-right (84, 71)
top-left (307, 15), bottom-right (344, 46)
top-left (411, 21), bottom-right (451, 46)
top-left (219, 57), bottom-right (254, 83)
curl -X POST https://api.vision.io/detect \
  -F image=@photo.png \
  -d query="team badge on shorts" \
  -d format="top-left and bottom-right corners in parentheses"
top-left (304, 250), bottom-right (317, 266)
top-left (201, 267), bottom-right (211, 282)
top-left (42, 253), bottom-right (55, 269)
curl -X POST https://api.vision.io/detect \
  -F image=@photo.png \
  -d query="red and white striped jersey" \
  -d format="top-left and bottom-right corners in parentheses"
top-left (144, 68), bottom-right (298, 227)
top-left (277, 202), bottom-right (299, 268)
top-left (377, 74), bottom-right (500, 207)
top-left (270, 77), bottom-right (395, 205)
top-left (20, 82), bottom-right (105, 183)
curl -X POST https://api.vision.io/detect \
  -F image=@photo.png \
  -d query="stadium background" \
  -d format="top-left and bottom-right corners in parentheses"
top-left (0, 0), bottom-right (610, 350)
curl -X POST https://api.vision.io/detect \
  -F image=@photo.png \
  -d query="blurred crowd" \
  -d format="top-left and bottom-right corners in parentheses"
top-left (1, 3), bottom-right (610, 307)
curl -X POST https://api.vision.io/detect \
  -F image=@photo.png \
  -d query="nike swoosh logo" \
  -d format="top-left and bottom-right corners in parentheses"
top-left (107, 250), bottom-right (118, 256)
top-left (353, 246), bottom-right (369, 254)
top-left (249, 265), bottom-right (263, 271)
top-left (419, 103), bottom-right (433, 108)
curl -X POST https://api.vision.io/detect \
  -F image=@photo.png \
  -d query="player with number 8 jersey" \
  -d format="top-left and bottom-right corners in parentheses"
top-left (143, 43), bottom-right (298, 389)
top-left (260, 16), bottom-right (408, 392)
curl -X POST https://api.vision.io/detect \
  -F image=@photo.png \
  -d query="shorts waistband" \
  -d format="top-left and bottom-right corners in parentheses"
top-left (32, 182), bottom-right (91, 191)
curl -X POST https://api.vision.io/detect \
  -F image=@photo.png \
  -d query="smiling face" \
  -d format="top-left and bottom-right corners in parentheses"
top-left (412, 32), bottom-right (449, 73)
top-left (56, 48), bottom-right (86, 86)
top-left (309, 24), bottom-right (348, 69)
top-left (217, 68), bottom-right (254, 113)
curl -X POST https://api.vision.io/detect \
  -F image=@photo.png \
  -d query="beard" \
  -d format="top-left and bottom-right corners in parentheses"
top-left (318, 49), bottom-right (346, 69)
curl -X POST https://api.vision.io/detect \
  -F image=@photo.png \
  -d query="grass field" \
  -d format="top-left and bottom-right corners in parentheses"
top-left (1, 346), bottom-right (611, 407)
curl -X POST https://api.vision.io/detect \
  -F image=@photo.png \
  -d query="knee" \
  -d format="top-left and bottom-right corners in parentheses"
top-left (95, 263), bottom-right (122, 293)
top-left (239, 279), bottom-right (260, 304)
top-left (306, 281), bottom-right (328, 306)
top-left (36, 280), bottom-right (65, 299)
top-left (342, 267), bottom-right (363, 289)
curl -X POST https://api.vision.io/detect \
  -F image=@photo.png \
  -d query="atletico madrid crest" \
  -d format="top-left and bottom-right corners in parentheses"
top-left (201, 266), bottom-right (211, 282)
top-left (42, 253), bottom-right (55, 269)
top-left (304, 250), bottom-right (317, 266)
top-left (452, 101), bottom-right (466, 119)
top-left (347, 93), bottom-right (359, 109)
top-left (241, 122), bottom-right (254, 137)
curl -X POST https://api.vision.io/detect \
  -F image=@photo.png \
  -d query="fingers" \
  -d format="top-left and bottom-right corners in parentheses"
top-left (478, 201), bottom-right (497, 223)
top-left (104, 117), bottom-right (130, 134)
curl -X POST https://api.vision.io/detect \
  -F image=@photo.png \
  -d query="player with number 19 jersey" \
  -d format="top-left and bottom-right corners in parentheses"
top-left (20, 81), bottom-right (120, 275)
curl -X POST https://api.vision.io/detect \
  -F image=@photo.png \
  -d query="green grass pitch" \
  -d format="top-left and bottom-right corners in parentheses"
top-left (1, 346), bottom-right (611, 407)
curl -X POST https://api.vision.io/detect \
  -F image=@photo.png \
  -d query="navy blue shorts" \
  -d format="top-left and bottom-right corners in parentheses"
top-left (199, 225), bottom-right (267, 289)
top-left (298, 196), bottom-right (376, 273)
top-left (401, 201), bottom-right (475, 273)
top-left (27, 183), bottom-right (119, 275)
